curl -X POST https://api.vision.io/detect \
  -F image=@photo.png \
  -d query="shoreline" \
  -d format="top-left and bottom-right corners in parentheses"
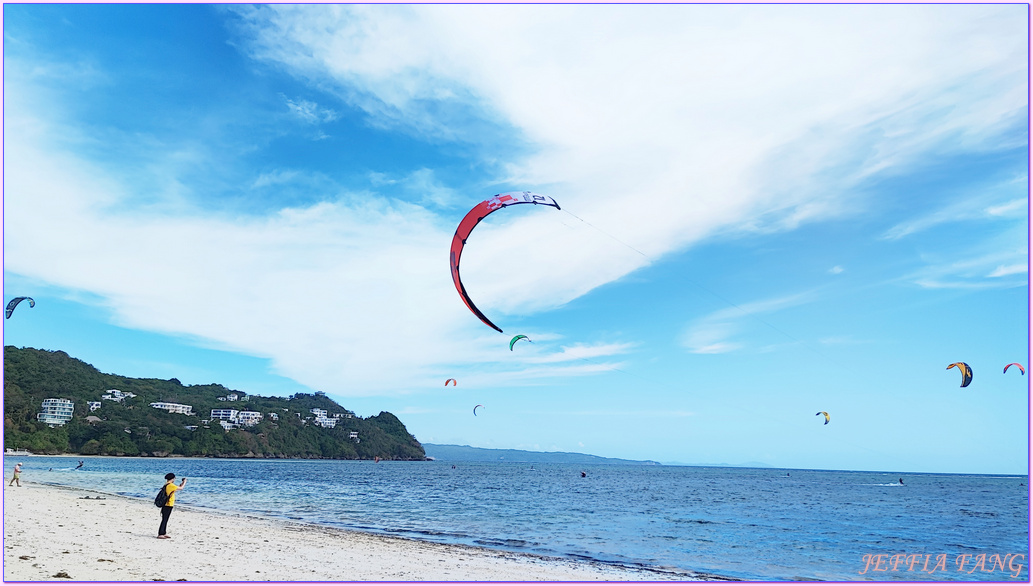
top-left (4, 481), bottom-right (718, 581)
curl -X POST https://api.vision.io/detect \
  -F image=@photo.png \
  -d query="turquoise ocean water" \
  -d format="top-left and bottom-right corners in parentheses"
top-left (4, 456), bottom-right (1028, 581)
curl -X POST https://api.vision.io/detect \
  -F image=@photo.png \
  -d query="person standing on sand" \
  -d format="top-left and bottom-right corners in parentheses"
top-left (9, 463), bottom-right (22, 487)
top-left (157, 473), bottom-right (187, 539)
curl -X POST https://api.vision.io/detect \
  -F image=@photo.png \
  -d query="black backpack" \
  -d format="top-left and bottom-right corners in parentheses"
top-left (154, 485), bottom-right (170, 508)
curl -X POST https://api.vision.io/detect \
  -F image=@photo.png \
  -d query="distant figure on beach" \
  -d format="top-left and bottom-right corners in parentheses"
top-left (9, 463), bottom-right (22, 487)
top-left (75, 460), bottom-right (84, 470)
top-left (157, 473), bottom-right (187, 539)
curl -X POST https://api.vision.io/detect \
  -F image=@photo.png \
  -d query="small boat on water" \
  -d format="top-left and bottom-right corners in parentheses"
top-left (4, 449), bottom-right (32, 456)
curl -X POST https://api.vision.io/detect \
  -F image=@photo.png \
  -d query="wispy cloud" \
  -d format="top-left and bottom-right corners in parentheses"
top-left (882, 180), bottom-right (1028, 241)
top-left (251, 169), bottom-right (301, 189)
top-left (680, 291), bottom-right (817, 354)
top-left (434, 360), bottom-right (632, 391)
top-left (681, 322), bottom-right (744, 355)
top-left (987, 263), bottom-right (1028, 278)
top-left (702, 291), bottom-right (817, 323)
top-left (369, 168), bottom-right (460, 208)
top-left (986, 196), bottom-right (1028, 218)
top-left (284, 96), bottom-right (339, 125)
top-left (524, 342), bottom-right (635, 365)
top-left (906, 230), bottom-right (1029, 289)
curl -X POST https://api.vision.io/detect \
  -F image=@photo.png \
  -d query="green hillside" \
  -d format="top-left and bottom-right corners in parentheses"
top-left (3, 346), bottom-right (425, 460)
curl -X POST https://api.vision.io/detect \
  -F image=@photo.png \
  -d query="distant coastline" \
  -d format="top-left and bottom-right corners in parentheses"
top-left (422, 443), bottom-right (662, 465)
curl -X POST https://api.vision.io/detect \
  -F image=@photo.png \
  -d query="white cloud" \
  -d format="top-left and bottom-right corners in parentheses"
top-left (3, 95), bottom-right (487, 396)
top-left (251, 169), bottom-right (301, 189)
top-left (680, 291), bottom-right (817, 354)
top-left (284, 96), bottom-right (339, 125)
top-left (882, 179), bottom-right (1028, 241)
top-left (828, 266), bottom-right (845, 274)
top-left (913, 279), bottom-right (1020, 290)
top-left (502, 361), bottom-right (630, 380)
top-left (703, 291), bottom-right (817, 324)
top-left (523, 342), bottom-right (635, 365)
top-left (986, 196), bottom-right (1029, 217)
top-left (688, 342), bottom-right (743, 355)
top-left (907, 232), bottom-right (1029, 289)
top-left (988, 263), bottom-right (1028, 278)
top-left (3, 94), bottom-right (633, 396)
top-left (4, 5), bottom-right (1027, 397)
top-left (228, 4), bottom-right (1025, 313)
top-left (380, 168), bottom-right (460, 208)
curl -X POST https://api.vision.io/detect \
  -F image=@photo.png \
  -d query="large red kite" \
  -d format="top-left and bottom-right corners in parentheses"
top-left (449, 192), bottom-right (560, 332)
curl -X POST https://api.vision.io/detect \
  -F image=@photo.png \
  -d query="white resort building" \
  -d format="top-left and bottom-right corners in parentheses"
top-left (235, 411), bottom-right (263, 426)
top-left (150, 402), bottom-right (195, 416)
top-left (210, 409), bottom-right (262, 427)
top-left (314, 415), bottom-right (337, 428)
top-left (38, 398), bottom-right (74, 426)
top-left (210, 409), bottom-right (239, 420)
top-left (309, 407), bottom-right (346, 428)
top-left (101, 389), bottom-right (136, 402)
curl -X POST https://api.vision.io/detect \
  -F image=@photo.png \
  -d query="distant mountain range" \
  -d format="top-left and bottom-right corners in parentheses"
top-left (422, 443), bottom-right (662, 465)
top-left (665, 460), bottom-right (774, 468)
top-left (422, 444), bottom-right (776, 468)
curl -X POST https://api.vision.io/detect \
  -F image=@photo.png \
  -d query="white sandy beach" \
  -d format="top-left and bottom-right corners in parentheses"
top-left (4, 481), bottom-right (701, 581)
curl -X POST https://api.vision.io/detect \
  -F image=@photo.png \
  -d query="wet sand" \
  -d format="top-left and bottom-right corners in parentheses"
top-left (3, 482), bottom-right (704, 581)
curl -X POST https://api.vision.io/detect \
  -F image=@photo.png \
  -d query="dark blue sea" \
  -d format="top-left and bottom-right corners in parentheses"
top-left (5, 456), bottom-right (1028, 581)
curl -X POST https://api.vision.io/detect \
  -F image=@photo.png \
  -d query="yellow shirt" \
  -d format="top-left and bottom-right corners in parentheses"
top-left (164, 482), bottom-right (182, 506)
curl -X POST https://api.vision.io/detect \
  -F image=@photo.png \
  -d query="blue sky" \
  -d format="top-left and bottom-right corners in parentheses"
top-left (3, 4), bottom-right (1028, 474)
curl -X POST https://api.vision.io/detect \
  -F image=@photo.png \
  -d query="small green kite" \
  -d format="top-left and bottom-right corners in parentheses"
top-left (509, 335), bottom-right (531, 351)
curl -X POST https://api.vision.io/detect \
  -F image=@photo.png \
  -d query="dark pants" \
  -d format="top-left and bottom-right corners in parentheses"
top-left (158, 506), bottom-right (173, 536)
